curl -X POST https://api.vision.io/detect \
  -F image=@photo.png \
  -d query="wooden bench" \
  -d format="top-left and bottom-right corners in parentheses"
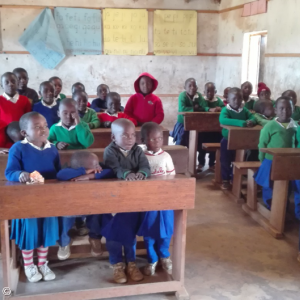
top-left (91, 126), bottom-right (169, 148)
top-left (202, 143), bottom-right (221, 184)
top-left (232, 161), bottom-right (261, 203)
top-left (0, 176), bottom-right (195, 300)
top-left (243, 148), bottom-right (300, 238)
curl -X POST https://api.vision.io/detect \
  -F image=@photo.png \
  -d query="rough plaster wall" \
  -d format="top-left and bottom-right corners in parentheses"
top-left (0, 2), bottom-right (219, 130)
top-left (215, 0), bottom-right (300, 101)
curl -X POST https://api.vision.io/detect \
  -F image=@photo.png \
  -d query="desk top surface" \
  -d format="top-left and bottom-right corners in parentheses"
top-left (260, 148), bottom-right (300, 156)
top-left (220, 125), bottom-right (262, 131)
top-left (178, 112), bottom-right (221, 115)
top-left (91, 126), bottom-right (169, 133)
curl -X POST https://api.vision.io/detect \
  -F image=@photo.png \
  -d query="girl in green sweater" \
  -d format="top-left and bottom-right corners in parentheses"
top-left (241, 81), bottom-right (256, 111)
top-left (254, 97), bottom-right (298, 209)
top-left (253, 100), bottom-right (275, 127)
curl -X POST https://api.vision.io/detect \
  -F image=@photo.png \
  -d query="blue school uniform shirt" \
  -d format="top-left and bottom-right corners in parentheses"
top-left (57, 167), bottom-right (114, 181)
top-left (33, 100), bottom-right (60, 128)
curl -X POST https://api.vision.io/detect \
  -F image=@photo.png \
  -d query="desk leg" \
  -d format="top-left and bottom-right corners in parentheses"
top-left (235, 150), bottom-right (245, 162)
top-left (247, 169), bottom-right (257, 211)
top-left (214, 149), bottom-right (222, 184)
top-left (173, 210), bottom-right (189, 300)
top-left (232, 168), bottom-right (243, 203)
top-left (1, 220), bottom-right (11, 289)
top-left (269, 180), bottom-right (289, 235)
top-left (188, 130), bottom-right (198, 177)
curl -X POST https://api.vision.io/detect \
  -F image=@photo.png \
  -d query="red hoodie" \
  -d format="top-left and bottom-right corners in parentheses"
top-left (124, 73), bottom-right (164, 124)
top-left (0, 120), bottom-right (12, 148)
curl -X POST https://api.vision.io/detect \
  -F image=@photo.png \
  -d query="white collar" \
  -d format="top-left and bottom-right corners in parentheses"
top-left (21, 138), bottom-right (52, 151)
top-left (106, 111), bottom-right (119, 117)
top-left (139, 144), bottom-right (163, 156)
top-left (204, 96), bottom-right (218, 102)
top-left (258, 114), bottom-right (273, 120)
top-left (119, 147), bottom-right (130, 157)
top-left (41, 99), bottom-right (57, 108)
top-left (54, 94), bottom-right (62, 101)
top-left (3, 92), bottom-right (19, 104)
top-left (226, 104), bottom-right (243, 113)
top-left (186, 93), bottom-right (199, 101)
top-left (275, 117), bottom-right (298, 129)
top-left (55, 121), bottom-right (76, 131)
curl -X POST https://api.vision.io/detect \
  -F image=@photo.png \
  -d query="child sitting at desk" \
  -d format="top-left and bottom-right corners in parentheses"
top-left (49, 98), bottom-right (94, 150)
top-left (73, 91), bottom-right (100, 129)
top-left (5, 112), bottom-right (60, 283)
top-left (57, 151), bottom-right (114, 257)
top-left (98, 92), bottom-right (137, 127)
top-left (103, 119), bottom-right (150, 284)
top-left (282, 90), bottom-right (300, 122)
top-left (13, 68), bottom-right (39, 104)
top-left (255, 97), bottom-right (297, 209)
top-left (0, 121), bottom-right (22, 152)
top-left (258, 82), bottom-right (275, 105)
top-left (91, 84), bottom-right (110, 112)
top-left (139, 122), bottom-right (175, 276)
top-left (219, 87), bottom-right (257, 190)
top-left (72, 82), bottom-right (85, 94)
top-left (49, 76), bottom-right (66, 102)
top-left (241, 81), bottom-right (256, 111)
top-left (223, 87), bottom-right (231, 105)
top-left (253, 100), bottom-right (275, 127)
top-left (201, 82), bottom-right (224, 112)
top-left (125, 72), bottom-right (164, 125)
top-left (33, 81), bottom-right (60, 128)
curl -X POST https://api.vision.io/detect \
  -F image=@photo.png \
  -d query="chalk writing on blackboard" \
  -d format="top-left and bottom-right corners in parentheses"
top-left (103, 9), bottom-right (148, 56)
top-left (154, 10), bottom-right (197, 56)
top-left (19, 8), bottom-right (65, 69)
top-left (54, 7), bottom-right (102, 55)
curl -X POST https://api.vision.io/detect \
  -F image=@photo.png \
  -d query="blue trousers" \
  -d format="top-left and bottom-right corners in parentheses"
top-left (106, 239), bottom-right (136, 265)
top-left (220, 138), bottom-right (235, 181)
top-left (58, 215), bottom-right (102, 247)
top-left (143, 237), bottom-right (171, 263)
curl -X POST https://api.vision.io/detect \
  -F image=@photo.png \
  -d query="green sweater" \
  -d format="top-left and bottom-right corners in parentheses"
top-left (244, 98), bottom-right (256, 110)
top-left (177, 91), bottom-right (205, 124)
top-left (49, 121), bottom-right (94, 149)
top-left (258, 118), bottom-right (298, 161)
top-left (292, 106), bottom-right (300, 121)
top-left (200, 97), bottom-right (225, 112)
top-left (80, 108), bottom-right (100, 129)
top-left (219, 106), bottom-right (257, 139)
top-left (254, 114), bottom-right (274, 127)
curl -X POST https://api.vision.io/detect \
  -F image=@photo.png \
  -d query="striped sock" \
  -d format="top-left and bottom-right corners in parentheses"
top-left (22, 250), bottom-right (34, 267)
top-left (37, 246), bottom-right (49, 266)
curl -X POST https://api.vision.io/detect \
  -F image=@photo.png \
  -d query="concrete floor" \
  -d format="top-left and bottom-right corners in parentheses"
top-left (1, 176), bottom-right (300, 300)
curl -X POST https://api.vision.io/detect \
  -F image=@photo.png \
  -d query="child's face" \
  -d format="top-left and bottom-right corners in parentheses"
top-left (283, 91), bottom-right (297, 106)
top-left (275, 100), bottom-right (293, 123)
top-left (205, 84), bottom-right (216, 101)
top-left (113, 124), bottom-right (136, 150)
top-left (107, 95), bottom-right (121, 114)
top-left (185, 80), bottom-right (197, 97)
top-left (40, 83), bottom-right (55, 105)
top-left (139, 76), bottom-right (153, 95)
top-left (145, 129), bottom-right (163, 153)
top-left (242, 83), bottom-right (253, 98)
top-left (59, 103), bottom-right (77, 128)
top-left (97, 85), bottom-right (109, 100)
top-left (263, 103), bottom-right (275, 118)
top-left (1, 74), bottom-right (18, 97)
top-left (51, 78), bottom-right (62, 97)
top-left (223, 88), bottom-right (230, 99)
top-left (22, 115), bottom-right (49, 146)
top-left (15, 71), bottom-right (28, 91)
top-left (74, 93), bottom-right (88, 113)
top-left (72, 84), bottom-right (84, 94)
top-left (259, 90), bottom-right (271, 101)
top-left (83, 154), bottom-right (102, 172)
top-left (228, 91), bottom-right (242, 110)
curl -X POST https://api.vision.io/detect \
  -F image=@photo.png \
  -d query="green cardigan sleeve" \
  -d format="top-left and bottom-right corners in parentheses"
top-left (88, 109), bottom-right (101, 129)
top-left (48, 126), bottom-right (58, 146)
top-left (244, 107), bottom-right (257, 124)
top-left (219, 108), bottom-right (247, 127)
top-left (254, 114), bottom-right (269, 127)
top-left (217, 97), bottom-right (225, 108)
top-left (258, 125), bottom-right (271, 162)
top-left (75, 121), bottom-right (94, 148)
top-left (178, 92), bottom-right (193, 113)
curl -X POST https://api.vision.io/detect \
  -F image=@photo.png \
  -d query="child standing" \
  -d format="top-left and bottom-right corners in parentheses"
top-left (282, 90), bottom-right (300, 122)
top-left (255, 97), bottom-right (297, 209)
top-left (253, 100), bottom-right (275, 127)
top-left (139, 122), bottom-right (174, 275)
top-left (73, 91), bottom-right (100, 129)
top-left (98, 92), bottom-right (137, 127)
top-left (33, 81), bottom-right (60, 128)
top-left (103, 119), bottom-right (150, 284)
top-left (124, 73), bottom-right (164, 125)
top-left (5, 112), bottom-right (60, 282)
top-left (223, 87), bottom-right (231, 105)
top-left (91, 84), bottom-right (110, 112)
top-left (13, 68), bottom-right (39, 104)
top-left (49, 76), bottom-right (66, 102)
top-left (219, 87), bottom-right (257, 190)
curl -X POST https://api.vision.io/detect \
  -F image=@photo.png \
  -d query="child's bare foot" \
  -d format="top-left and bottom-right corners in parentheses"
top-left (112, 263), bottom-right (127, 284)
top-left (143, 261), bottom-right (158, 276)
top-left (126, 262), bottom-right (144, 281)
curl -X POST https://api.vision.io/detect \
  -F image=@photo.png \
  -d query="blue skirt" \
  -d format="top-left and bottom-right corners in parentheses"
top-left (101, 212), bottom-right (140, 245)
top-left (137, 210), bottom-right (174, 239)
top-left (254, 159), bottom-right (272, 188)
top-left (170, 122), bottom-right (189, 147)
top-left (11, 217), bottom-right (59, 250)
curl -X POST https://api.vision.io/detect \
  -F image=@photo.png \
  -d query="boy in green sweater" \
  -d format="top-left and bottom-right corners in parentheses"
top-left (73, 91), bottom-right (100, 129)
top-left (253, 100), bottom-right (275, 127)
top-left (254, 97), bottom-right (297, 210)
top-left (219, 87), bottom-right (256, 189)
top-left (200, 82), bottom-right (224, 112)
top-left (282, 90), bottom-right (300, 122)
top-left (241, 81), bottom-right (256, 111)
top-left (49, 98), bottom-right (94, 150)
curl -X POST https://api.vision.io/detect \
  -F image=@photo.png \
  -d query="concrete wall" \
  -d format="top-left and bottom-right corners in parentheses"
top-left (216, 0), bottom-right (300, 101)
top-left (0, 1), bottom-right (219, 130)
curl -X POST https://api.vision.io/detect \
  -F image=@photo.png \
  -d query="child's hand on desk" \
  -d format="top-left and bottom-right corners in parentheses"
top-left (135, 172), bottom-right (146, 180)
top-left (246, 120), bottom-right (255, 128)
top-left (104, 121), bottom-right (112, 128)
top-left (88, 123), bottom-right (93, 129)
top-left (72, 112), bottom-right (81, 125)
top-left (86, 167), bottom-right (102, 174)
top-left (56, 142), bottom-right (69, 150)
top-left (72, 174), bottom-right (95, 181)
top-left (125, 173), bottom-right (136, 181)
top-left (19, 171), bottom-right (30, 183)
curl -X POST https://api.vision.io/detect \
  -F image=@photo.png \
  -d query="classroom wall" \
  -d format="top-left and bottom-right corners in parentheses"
top-left (215, 0), bottom-right (300, 101)
top-left (0, 0), bottom-right (219, 130)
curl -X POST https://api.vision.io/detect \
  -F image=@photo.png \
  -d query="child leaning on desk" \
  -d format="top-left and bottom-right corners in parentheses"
top-left (219, 87), bottom-right (257, 190)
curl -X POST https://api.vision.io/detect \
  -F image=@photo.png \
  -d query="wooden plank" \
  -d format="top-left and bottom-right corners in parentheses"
top-left (265, 53), bottom-right (300, 57)
top-left (232, 161), bottom-right (261, 170)
top-left (215, 149), bottom-right (222, 184)
top-left (231, 168), bottom-right (243, 203)
top-left (260, 148), bottom-right (300, 156)
top-left (202, 143), bottom-right (220, 152)
top-left (0, 176), bottom-right (195, 219)
top-left (183, 112), bottom-right (221, 132)
top-left (247, 169), bottom-right (257, 211)
top-left (271, 155), bottom-right (300, 180)
top-left (1, 220), bottom-right (11, 288)
top-left (188, 130), bottom-right (198, 177)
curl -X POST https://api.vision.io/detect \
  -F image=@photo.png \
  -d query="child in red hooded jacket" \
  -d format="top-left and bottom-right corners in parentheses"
top-left (124, 73), bottom-right (164, 125)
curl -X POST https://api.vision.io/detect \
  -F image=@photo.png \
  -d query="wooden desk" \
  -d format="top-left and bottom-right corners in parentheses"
top-left (182, 112), bottom-right (221, 177)
top-left (91, 126), bottom-right (169, 148)
top-left (242, 148), bottom-right (300, 238)
top-left (0, 176), bottom-right (195, 300)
